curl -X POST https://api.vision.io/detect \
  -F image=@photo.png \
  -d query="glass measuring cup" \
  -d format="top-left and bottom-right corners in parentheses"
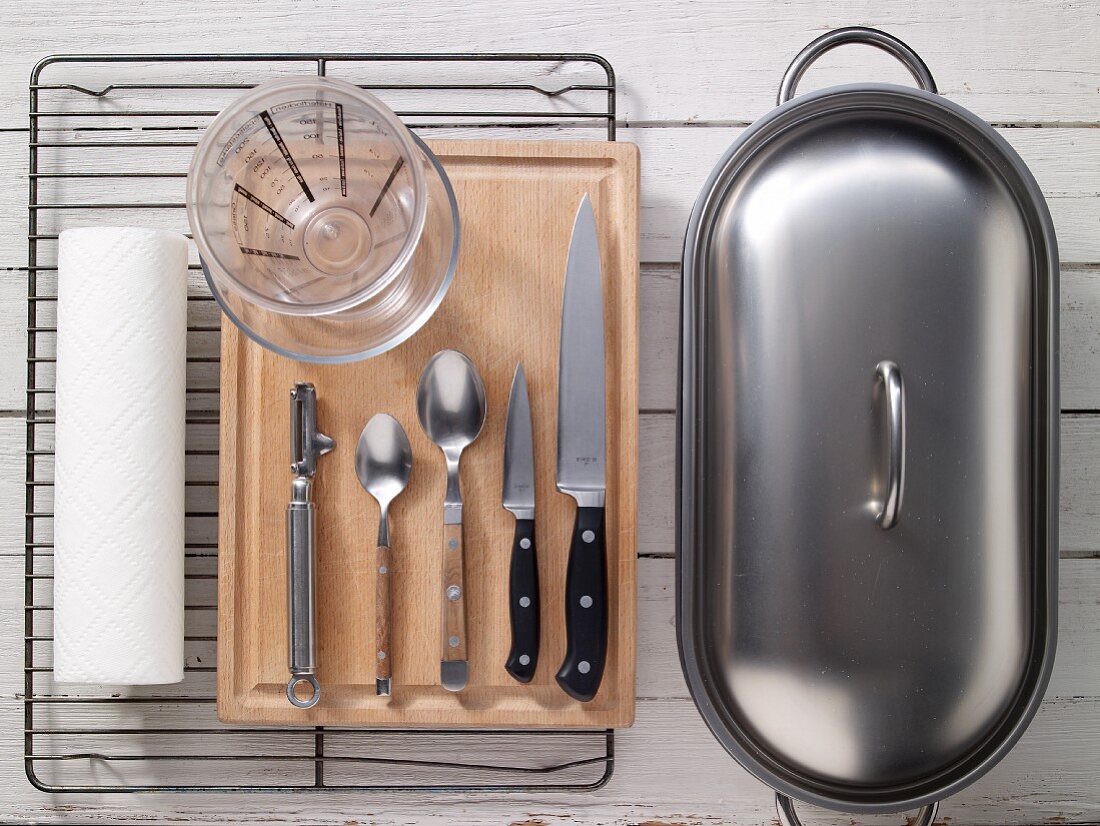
top-left (187, 77), bottom-right (459, 362)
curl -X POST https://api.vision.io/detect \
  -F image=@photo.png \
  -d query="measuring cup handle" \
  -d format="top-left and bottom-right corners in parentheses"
top-left (777, 26), bottom-right (938, 105)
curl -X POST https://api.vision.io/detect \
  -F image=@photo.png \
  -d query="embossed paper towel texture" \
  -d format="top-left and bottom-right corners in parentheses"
top-left (54, 227), bottom-right (188, 684)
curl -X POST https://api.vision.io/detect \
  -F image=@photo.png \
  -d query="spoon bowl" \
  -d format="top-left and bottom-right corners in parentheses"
top-left (356, 414), bottom-right (413, 543)
top-left (416, 349), bottom-right (488, 457)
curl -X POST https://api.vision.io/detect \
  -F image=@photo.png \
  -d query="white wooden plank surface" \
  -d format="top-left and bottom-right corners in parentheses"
top-left (2, 1), bottom-right (1098, 823)
top-left (1, 554), bottom-right (1098, 823)
top-left (1, 0), bottom-right (1098, 126)
top-left (0, 698), bottom-right (1094, 825)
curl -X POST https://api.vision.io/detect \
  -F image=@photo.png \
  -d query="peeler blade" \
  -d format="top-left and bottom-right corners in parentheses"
top-left (291, 382), bottom-right (334, 477)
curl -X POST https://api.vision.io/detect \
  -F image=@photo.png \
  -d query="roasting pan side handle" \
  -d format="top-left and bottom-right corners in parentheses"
top-left (777, 26), bottom-right (939, 105)
top-left (776, 793), bottom-right (939, 826)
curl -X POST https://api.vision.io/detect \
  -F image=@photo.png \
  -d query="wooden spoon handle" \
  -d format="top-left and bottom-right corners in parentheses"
top-left (375, 543), bottom-right (392, 696)
top-left (440, 522), bottom-right (468, 691)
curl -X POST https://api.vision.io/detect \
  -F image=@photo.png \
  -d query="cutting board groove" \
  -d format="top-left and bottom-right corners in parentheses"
top-left (217, 139), bottom-right (638, 727)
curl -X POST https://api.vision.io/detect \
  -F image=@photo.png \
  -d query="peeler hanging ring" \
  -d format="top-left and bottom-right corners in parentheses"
top-left (287, 673), bottom-right (321, 709)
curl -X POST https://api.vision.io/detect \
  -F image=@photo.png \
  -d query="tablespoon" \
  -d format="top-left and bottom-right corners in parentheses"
top-left (416, 349), bottom-right (487, 692)
top-left (355, 413), bottom-right (412, 697)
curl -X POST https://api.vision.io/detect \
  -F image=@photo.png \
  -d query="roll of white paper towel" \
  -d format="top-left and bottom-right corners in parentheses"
top-left (53, 227), bottom-right (188, 684)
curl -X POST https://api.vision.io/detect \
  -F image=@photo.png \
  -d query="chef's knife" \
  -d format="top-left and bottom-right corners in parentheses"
top-left (555, 193), bottom-right (608, 702)
top-left (503, 363), bottom-right (539, 683)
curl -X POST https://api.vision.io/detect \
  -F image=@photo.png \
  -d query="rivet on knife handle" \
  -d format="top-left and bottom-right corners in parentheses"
top-left (556, 506), bottom-right (607, 701)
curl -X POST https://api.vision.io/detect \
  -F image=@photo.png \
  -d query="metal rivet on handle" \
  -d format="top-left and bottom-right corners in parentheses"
top-left (446, 585), bottom-right (461, 601)
top-left (519, 654), bottom-right (530, 666)
top-left (580, 595), bottom-right (593, 608)
top-left (519, 596), bottom-right (531, 608)
top-left (520, 537), bottom-right (531, 549)
top-left (379, 565), bottom-right (387, 574)
top-left (448, 538), bottom-right (458, 549)
top-left (377, 650), bottom-right (386, 661)
top-left (578, 661), bottom-right (591, 674)
top-left (449, 635), bottom-right (460, 648)
top-left (582, 530), bottom-right (595, 543)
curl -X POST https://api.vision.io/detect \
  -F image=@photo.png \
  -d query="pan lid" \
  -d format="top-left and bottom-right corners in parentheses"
top-left (678, 28), bottom-right (1058, 819)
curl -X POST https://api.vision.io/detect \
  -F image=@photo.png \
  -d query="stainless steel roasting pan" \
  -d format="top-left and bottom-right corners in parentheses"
top-left (677, 27), bottom-right (1058, 826)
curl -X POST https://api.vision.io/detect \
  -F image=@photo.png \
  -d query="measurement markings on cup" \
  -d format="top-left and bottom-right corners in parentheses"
top-left (336, 103), bottom-right (347, 197)
top-left (233, 184), bottom-right (296, 229)
top-left (369, 157), bottom-right (405, 218)
top-left (259, 109), bottom-right (315, 202)
top-left (238, 246), bottom-right (301, 260)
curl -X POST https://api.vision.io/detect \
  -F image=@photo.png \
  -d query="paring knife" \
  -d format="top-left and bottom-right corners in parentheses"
top-left (503, 363), bottom-right (540, 683)
top-left (555, 193), bottom-right (608, 702)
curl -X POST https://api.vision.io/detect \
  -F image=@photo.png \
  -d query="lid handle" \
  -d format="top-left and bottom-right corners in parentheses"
top-left (776, 794), bottom-right (938, 826)
top-left (777, 26), bottom-right (938, 105)
top-left (875, 360), bottom-right (906, 530)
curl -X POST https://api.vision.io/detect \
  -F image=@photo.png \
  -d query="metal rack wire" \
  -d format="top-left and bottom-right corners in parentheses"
top-left (25, 52), bottom-right (616, 794)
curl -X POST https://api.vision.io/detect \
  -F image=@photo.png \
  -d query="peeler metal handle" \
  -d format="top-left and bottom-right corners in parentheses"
top-left (286, 382), bottom-right (333, 709)
top-left (287, 480), bottom-right (319, 708)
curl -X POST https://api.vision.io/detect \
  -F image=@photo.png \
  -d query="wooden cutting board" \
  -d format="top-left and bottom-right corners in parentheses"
top-left (216, 139), bottom-right (638, 727)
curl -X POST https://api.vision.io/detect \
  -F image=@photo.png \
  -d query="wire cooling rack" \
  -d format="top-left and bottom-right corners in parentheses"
top-left (25, 52), bottom-right (616, 794)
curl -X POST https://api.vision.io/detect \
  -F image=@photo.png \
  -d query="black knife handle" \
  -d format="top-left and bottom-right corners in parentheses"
top-left (505, 518), bottom-right (540, 683)
top-left (555, 506), bottom-right (607, 702)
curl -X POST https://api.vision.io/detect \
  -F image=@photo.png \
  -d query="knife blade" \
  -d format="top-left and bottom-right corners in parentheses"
top-left (555, 193), bottom-right (608, 702)
top-left (503, 363), bottom-right (539, 683)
